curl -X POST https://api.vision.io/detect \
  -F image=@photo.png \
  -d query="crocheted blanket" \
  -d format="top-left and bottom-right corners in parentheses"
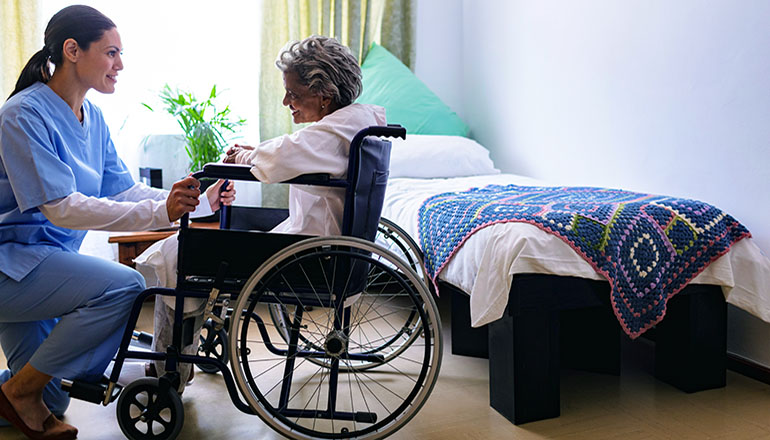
top-left (418, 184), bottom-right (750, 338)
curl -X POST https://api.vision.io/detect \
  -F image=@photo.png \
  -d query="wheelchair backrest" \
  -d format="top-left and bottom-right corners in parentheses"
top-left (341, 128), bottom-right (393, 242)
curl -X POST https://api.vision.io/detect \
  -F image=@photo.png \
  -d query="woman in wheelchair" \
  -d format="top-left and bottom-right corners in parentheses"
top-left (146, 34), bottom-right (386, 391)
top-left (126, 35), bottom-right (441, 440)
top-left (0, 6), bottom-right (233, 440)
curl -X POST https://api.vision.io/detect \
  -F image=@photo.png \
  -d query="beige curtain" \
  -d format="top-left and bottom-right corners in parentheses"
top-left (259, 0), bottom-right (414, 207)
top-left (0, 0), bottom-right (41, 100)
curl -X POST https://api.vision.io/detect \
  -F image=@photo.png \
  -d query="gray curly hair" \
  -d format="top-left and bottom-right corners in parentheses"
top-left (276, 35), bottom-right (362, 108)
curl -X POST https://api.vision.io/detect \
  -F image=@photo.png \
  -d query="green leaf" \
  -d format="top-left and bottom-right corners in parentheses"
top-left (143, 83), bottom-right (247, 170)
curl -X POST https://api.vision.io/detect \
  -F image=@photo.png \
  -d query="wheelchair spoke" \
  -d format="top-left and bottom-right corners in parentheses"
top-left (278, 271), bottom-right (333, 335)
top-left (345, 366), bottom-right (392, 414)
top-left (128, 395), bottom-right (147, 411)
top-left (262, 357), bottom-right (313, 400)
top-left (288, 362), bottom-right (326, 406)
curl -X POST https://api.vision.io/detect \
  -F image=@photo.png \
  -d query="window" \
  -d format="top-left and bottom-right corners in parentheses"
top-left (41, 1), bottom-right (261, 178)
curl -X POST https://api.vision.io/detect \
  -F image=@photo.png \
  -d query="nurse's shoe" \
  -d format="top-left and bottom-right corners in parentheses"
top-left (0, 387), bottom-right (77, 440)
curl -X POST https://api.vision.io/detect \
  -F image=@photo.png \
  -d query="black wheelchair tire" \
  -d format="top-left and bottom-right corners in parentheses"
top-left (116, 377), bottom-right (184, 440)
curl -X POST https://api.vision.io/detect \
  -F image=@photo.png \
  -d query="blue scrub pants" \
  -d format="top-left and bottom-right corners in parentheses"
top-left (0, 250), bottom-right (145, 420)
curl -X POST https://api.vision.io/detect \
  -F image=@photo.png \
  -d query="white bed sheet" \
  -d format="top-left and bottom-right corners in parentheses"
top-left (382, 174), bottom-right (770, 328)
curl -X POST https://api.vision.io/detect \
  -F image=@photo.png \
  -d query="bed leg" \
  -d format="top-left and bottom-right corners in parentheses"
top-left (448, 286), bottom-right (489, 358)
top-left (654, 284), bottom-right (726, 392)
top-left (488, 306), bottom-right (560, 425)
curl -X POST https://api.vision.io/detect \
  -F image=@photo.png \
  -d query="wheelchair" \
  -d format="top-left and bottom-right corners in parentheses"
top-left (63, 125), bottom-right (442, 440)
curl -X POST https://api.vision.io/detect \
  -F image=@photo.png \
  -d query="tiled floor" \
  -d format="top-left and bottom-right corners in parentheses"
top-left (2, 294), bottom-right (770, 440)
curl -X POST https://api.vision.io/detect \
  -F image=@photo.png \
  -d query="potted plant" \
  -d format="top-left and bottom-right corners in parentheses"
top-left (143, 84), bottom-right (246, 173)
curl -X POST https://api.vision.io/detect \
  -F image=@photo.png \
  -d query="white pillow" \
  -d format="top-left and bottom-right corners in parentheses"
top-left (388, 134), bottom-right (500, 178)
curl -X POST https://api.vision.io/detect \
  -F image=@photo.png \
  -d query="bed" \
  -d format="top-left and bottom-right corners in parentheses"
top-left (381, 133), bottom-right (770, 424)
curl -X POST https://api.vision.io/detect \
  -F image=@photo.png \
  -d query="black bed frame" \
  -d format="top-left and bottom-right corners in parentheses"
top-left (444, 274), bottom-right (727, 425)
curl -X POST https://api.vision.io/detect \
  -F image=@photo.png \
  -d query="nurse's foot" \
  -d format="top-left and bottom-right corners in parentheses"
top-left (0, 381), bottom-right (50, 432)
top-left (0, 381), bottom-right (51, 431)
top-left (42, 414), bottom-right (78, 439)
top-left (0, 383), bottom-right (77, 439)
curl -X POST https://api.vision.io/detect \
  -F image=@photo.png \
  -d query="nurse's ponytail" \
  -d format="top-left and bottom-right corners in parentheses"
top-left (7, 5), bottom-right (115, 100)
top-left (9, 49), bottom-right (52, 100)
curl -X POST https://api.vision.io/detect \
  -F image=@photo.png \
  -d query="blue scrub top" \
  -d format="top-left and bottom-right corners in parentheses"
top-left (0, 82), bottom-right (135, 281)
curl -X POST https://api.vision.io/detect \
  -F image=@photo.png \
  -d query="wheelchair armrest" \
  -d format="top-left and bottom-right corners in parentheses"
top-left (195, 163), bottom-right (258, 181)
top-left (194, 163), bottom-right (332, 185)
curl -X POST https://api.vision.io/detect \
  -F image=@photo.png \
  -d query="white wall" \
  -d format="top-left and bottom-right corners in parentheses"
top-left (415, 0), bottom-right (770, 367)
top-left (414, 0), bottom-right (464, 116)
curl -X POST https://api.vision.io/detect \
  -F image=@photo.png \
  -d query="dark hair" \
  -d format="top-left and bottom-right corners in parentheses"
top-left (8, 5), bottom-right (115, 100)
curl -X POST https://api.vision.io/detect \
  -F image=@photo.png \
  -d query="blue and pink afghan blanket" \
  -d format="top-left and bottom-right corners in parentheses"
top-left (418, 184), bottom-right (750, 338)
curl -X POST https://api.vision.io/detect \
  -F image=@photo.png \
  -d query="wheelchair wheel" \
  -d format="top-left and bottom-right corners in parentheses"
top-left (375, 217), bottom-right (427, 284)
top-left (229, 236), bottom-right (442, 439)
top-left (116, 377), bottom-right (184, 440)
top-left (268, 218), bottom-right (428, 372)
top-left (196, 319), bottom-right (228, 374)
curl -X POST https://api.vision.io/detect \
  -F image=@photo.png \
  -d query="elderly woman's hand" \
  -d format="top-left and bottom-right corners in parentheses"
top-left (223, 144), bottom-right (255, 164)
top-left (205, 179), bottom-right (236, 211)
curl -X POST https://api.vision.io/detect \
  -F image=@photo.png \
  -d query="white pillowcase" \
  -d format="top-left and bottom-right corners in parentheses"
top-left (388, 134), bottom-right (500, 178)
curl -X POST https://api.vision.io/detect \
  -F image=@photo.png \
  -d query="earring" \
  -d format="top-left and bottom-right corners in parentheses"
top-left (321, 104), bottom-right (325, 109)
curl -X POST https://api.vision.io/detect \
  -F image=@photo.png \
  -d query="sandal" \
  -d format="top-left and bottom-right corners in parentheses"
top-left (0, 386), bottom-right (77, 440)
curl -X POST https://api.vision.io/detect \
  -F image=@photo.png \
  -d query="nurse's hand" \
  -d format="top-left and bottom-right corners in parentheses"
top-left (166, 176), bottom-right (201, 221)
top-left (205, 179), bottom-right (236, 211)
top-left (223, 144), bottom-right (254, 164)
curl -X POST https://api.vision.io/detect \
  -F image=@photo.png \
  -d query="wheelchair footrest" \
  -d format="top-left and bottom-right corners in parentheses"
top-left (61, 378), bottom-right (122, 405)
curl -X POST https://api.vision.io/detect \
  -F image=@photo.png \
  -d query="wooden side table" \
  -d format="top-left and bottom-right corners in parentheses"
top-left (109, 222), bottom-right (218, 268)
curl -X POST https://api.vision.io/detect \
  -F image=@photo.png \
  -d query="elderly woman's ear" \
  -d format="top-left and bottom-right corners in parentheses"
top-left (320, 96), bottom-right (333, 112)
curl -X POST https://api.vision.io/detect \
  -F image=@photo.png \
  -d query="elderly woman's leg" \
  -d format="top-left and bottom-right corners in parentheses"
top-left (149, 298), bottom-right (204, 393)
top-left (0, 251), bottom-right (145, 435)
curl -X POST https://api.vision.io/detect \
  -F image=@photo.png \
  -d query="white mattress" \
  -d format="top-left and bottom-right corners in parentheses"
top-left (382, 174), bottom-right (770, 328)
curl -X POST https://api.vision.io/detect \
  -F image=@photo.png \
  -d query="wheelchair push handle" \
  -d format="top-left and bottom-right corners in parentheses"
top-left (361, 124), bottom-right (407, 140)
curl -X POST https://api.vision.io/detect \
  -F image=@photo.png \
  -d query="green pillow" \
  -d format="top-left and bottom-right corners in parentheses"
top-left (357, 43), bottom-right (468, 136)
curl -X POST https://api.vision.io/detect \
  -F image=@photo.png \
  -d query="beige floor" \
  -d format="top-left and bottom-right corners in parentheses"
top-left (2, 295), bottom-right (770, 440)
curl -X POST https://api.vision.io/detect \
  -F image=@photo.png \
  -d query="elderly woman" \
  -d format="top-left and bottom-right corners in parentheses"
top-left (144, 35), bottom-right (386, 390)
top-left (224, 34), bottom-right (386, 234)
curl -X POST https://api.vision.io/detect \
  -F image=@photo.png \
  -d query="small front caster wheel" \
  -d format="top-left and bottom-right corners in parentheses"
top-left (196, 319), bottom-right (229, 374)
top-left (117, 377), bottom-right (184, 440)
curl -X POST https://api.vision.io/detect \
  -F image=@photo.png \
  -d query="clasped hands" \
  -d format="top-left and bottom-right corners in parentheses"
top-left (166, 143), bottom-right (253, 222)
top-left (223, 144), bottom-right (254, 164)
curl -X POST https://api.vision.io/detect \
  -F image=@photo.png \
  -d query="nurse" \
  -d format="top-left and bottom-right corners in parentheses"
top-left (0, 5), bottom-right (233, 440)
